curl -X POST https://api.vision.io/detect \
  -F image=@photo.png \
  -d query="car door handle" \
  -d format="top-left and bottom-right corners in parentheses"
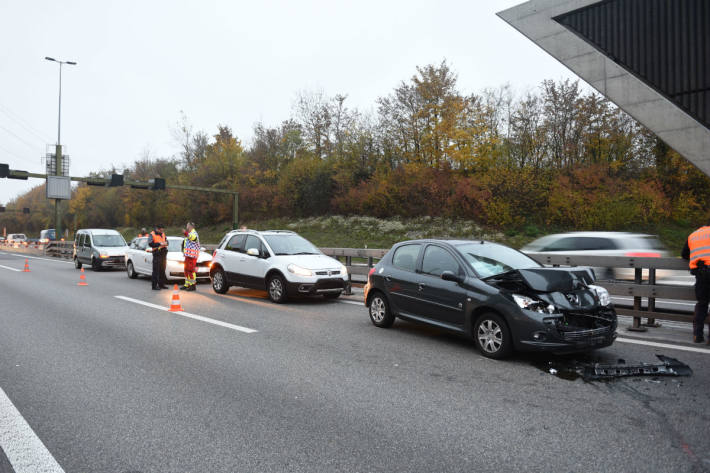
top-left (418, 282), bottom-right (426, 291)
top-left (385, 275), bottom-right (392, 282)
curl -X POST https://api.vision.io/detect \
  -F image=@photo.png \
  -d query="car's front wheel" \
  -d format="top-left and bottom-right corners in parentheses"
top-left (126, 261), bottom-right (137, 279)
top-left (91, 257), bottom-right (101, 271)
top-left (211, 268), bottom-right (229, 294)
top-left (74, 257), bottom-right (82, 269)
top-left (474, 312), bottom-right (512, 359)
top-left (369, 292), bottom-right (394, 328)
top-left (267, 274), bottom-right (288, 303)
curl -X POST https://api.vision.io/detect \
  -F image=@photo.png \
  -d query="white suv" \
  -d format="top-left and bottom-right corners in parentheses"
top-left (210, 230), bottom-right (348, 303)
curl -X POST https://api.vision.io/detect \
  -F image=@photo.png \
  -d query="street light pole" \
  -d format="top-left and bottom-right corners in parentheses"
top-left (45, 57), bottom-right (76, 240)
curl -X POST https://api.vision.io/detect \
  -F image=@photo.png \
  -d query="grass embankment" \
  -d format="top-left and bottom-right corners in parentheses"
top-left (118, 216), bottom-right (693, 255)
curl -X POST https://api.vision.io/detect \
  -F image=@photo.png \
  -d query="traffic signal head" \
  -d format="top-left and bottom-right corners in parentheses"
top-left (22, 208), bottom-right (29, 214)
top-left (0, 164), bottom-right (8, 178)
top-left (150, 178), bottom-right (166, 190)
top-left (0, 206), bottom-right (5, 212)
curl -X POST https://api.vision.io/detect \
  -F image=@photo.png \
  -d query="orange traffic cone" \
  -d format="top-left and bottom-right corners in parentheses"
top-left (168, 284), bottom-right (184, 312)
top-left (22, 259), bottom-right (30, 272)
top-left (78, 268), bottom-right (88, 286)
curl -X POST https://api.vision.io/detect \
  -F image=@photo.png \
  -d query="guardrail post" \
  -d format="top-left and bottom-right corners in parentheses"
top-left (628, 267), bottom-right (647, 332)
top-left (345, 255), bottom-right (353, 295)
top-left (644, 267), bottom-right (661, 328)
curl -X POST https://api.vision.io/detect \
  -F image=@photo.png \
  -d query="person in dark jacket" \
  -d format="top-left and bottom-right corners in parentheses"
top-left (682, 223), bottom-right (710, 343)
top-left (148, 224), bottom-right (169, 290)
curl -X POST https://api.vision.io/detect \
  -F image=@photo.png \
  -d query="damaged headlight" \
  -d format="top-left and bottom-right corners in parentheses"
top-left (512, 294), bottom-right (557, 314)
top-left (588, 285), bottom-right (611, 306)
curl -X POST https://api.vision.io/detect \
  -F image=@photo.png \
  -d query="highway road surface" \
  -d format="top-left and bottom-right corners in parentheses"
top-left (1, 250), bottom-right (710, 473)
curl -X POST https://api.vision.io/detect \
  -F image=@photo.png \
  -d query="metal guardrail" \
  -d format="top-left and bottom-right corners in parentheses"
top-left (2, 242), bottom-right (694, 331)
top-left (322, 248), bottom-right (695, 331)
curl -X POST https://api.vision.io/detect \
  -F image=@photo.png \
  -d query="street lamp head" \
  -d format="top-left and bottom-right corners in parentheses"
top-left (45, 56), bottom-right (56, 62)
top-left (66, 61), bottom-right (77, 65)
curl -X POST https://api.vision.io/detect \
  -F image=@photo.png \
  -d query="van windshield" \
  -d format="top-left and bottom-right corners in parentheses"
top-left (93, 234), bottom-right (126, 247)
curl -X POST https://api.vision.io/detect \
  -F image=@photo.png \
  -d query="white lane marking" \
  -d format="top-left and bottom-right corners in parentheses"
top-left (0, 386), bottom-right (65, 473)
top-left (616, 337), bottom-right (710, 355)
top-left (0, 264), bottom-right (21, 272)
top-left (0, 252), bottom-right (73, 265)
top-left (114, 296), bottom-right (258, 334)
top-left (340, 300), bottom-right (364, 306)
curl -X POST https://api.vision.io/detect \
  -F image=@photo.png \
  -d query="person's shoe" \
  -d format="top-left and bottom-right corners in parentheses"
top-left (187, 285), bottom-right (196, 292)
top-left (152, 286), bottom-right (161, 291)
top-left (693, 335), bottom-right (705, 343)
top-left (160, 285), bottom-right (169, 289)
top-left (180, 285), bottom-right (189, 291)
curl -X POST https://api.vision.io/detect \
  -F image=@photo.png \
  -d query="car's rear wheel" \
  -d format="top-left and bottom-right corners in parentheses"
top-left (267, 274), bottom-right (288, 303)
top-left (74, 257), bottom-right (82, 269)
top-left (369, 292), bottom-right (394, 328)
top-left (211, 268), bottom-right (229, 294)
top-left (126, 261), bottom-right (137, 279)
top-left (474, 312), bottom-right (512, 359)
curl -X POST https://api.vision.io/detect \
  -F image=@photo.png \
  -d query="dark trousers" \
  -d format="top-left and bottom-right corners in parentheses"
top-left (693, 269), bottom-right (710, 337)
top-left (152, 251), bottom-right (168, 288)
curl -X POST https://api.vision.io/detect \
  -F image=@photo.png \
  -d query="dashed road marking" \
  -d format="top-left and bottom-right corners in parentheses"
top-left (114, 295), bottom-right (258, 334)
top-left (0, 386), bottom-right (65, 473)
top-left (616, 337), bottom-right (710, 354)
top-left (0, 252), bottom-right (74, 265)
top-left (0, 264), bottom-right (21, 272)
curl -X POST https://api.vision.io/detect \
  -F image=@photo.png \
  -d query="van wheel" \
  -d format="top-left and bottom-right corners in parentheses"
top-left (74, 257), bottom-right (82, 269)
top-left (267, 274), bottom-right (288, 303)
top-left (211, 268), bottom-right (229, 294)
top-left (474, 312), bottom-right (512, 359)
top-left (91, 257), bottom-right (101, 271)
top-left (127, 261), bottom-right (137, 279)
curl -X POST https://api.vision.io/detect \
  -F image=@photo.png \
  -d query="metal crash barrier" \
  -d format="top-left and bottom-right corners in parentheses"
top-left (2, 241), bottom-right (695, 330)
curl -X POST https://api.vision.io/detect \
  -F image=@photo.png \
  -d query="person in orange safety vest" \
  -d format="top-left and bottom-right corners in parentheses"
top-left (148, 224), bottom-right (169, 290)
top-left (682, 223), bottom-right (710, 343)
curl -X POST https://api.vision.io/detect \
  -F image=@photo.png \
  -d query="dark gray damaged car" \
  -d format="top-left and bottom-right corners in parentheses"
top-left (364, 239), bottom-right (617, 359)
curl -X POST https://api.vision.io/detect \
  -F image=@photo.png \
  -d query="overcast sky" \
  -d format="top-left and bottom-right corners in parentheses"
top-left (0, 0), bottom-right (578, 204)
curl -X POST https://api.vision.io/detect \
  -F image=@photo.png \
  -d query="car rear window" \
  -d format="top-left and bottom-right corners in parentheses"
top-left (392, 244), bottom-right (420, 272)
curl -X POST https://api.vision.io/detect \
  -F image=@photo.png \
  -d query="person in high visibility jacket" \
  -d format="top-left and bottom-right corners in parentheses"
top-left (148, 224), bottom-right (169, 290)
top-left (682, 223), bottom-right (710, 343)
top-left (181, 222), bottom-right (200, 291)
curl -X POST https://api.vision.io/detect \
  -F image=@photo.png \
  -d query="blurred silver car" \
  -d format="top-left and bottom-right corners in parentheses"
top-left (521, 232), bottom-right (670, 281)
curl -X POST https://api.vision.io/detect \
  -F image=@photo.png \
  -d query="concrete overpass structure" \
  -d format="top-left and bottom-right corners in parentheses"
top-left (498, 0), bottom-right (710, 175)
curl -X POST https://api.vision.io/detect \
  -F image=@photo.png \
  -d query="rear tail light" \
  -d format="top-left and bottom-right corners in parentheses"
top-left (625, 252), bottom-right (661, 257)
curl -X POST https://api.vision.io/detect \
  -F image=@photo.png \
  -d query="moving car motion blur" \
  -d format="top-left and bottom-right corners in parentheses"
top-left (521, 232), bottom-right (669, 280)
top-left (365, 239), bottom-right (617, 358)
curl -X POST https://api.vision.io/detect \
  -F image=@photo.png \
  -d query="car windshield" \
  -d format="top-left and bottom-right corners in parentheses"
top-left (92, 234), bottom-right (126, 247)
top-left (168, 239), bottom-right (184, 252)
top-left (263, 234), bottom-right (320, 255)
top-left (456, 242), bottom-right (541, 278)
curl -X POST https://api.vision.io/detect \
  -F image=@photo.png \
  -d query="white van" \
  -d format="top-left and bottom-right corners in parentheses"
top-left (7, 233), bottom-right (27, 243)
top-left (73, 229), bottom-right (128, 270)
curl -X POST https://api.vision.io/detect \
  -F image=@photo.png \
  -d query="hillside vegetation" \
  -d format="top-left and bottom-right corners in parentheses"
top-left (2, 60), bottom-right (708, 253)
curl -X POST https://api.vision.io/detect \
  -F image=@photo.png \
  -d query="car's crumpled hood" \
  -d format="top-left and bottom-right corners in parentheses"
top-left (508, 267), bottom-right (595, 293)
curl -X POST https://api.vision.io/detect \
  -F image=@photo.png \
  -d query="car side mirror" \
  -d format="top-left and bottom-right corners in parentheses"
top-left (441, 271), bottom-right (463, 284)
top-left (246, 248), bottom-right (260, 257)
